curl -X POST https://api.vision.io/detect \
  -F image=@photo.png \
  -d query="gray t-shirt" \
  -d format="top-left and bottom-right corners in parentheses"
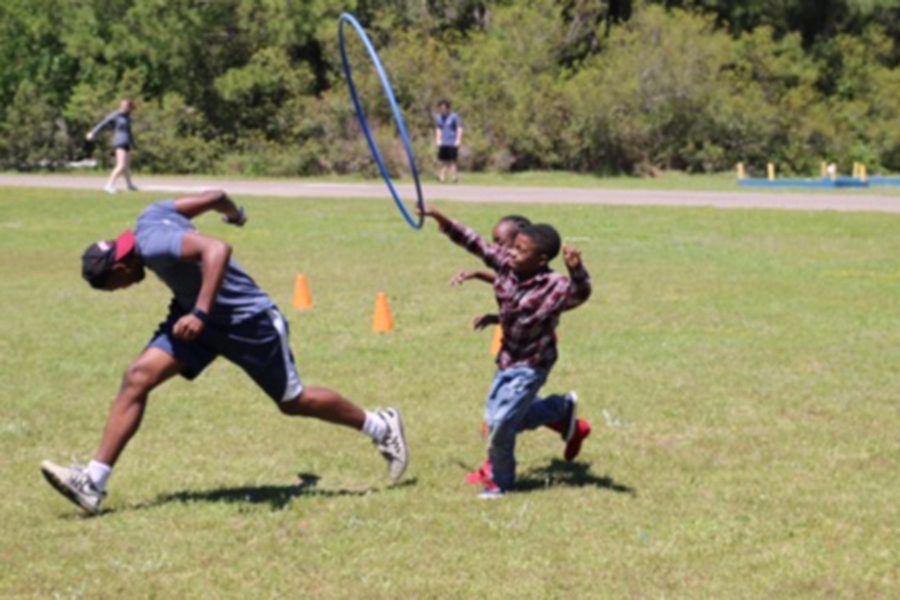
top-left (90, 111), bottom-right (134, 148)
top-left (435, 112), bottom-right (462, 146)
top-left (135, 201), bottom-right (273, 326)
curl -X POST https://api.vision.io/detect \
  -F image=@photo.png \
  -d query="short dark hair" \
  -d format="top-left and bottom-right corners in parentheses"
top-left (520, 224), bottom-right (561, 260)
top-left (438, 99), bottom-right (451, 108)
top-left (499, 214), bottom-right (531, 230)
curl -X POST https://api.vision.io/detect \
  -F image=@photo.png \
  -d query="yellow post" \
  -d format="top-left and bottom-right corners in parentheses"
top-left (852, 162), bottom-right (859, 179)
top-left (860, 164), bottom-right (868, 182)
top-left (736, 162), bottom-right (746, 180)
top-left (767, 162), bottom-right (775, 181)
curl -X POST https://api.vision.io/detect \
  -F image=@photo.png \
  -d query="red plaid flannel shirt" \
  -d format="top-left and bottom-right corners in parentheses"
top-left (443, 220), bottom-right (592, 370)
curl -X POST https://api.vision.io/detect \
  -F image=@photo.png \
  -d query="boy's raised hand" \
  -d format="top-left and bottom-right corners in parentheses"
top-left (563, 245), bottom-right (583, 270)
top-left (417, 204), bottom-right (451, 229)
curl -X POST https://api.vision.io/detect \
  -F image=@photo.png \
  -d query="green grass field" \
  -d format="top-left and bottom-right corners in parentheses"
top-left (1, 188), bottom-right (898, 598)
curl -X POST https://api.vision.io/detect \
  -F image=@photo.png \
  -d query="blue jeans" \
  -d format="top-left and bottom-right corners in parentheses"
top-left (485, 367), bottom-right (570, 491)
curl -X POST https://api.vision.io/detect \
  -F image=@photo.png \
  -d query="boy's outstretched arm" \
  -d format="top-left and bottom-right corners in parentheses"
top-left (450, 270), bottom-right (495, 286)
top-left (419, 205), bottom-right (452, 231)
top-left (419, 205), bottom-right (504, 270)
top-left (174, 190), bottom-right (246, 225)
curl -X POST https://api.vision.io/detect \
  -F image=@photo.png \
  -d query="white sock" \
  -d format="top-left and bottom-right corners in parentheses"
top-left (362, 411), bottom-right (387, 442)
top-left (87, 460), bottom-right (112, 491)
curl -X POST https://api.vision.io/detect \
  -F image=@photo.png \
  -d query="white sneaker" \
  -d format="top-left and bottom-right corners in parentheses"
top-left (103, 184), bottom-right (117, 194)
top-left (563, 391), bottom-right (579, 442)
top-left (374, 408), bottom-right (408, 484)
top-left (40, 460), bottom-right (106, 515)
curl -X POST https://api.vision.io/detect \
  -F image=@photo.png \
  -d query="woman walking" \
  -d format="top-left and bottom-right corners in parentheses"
top-left (87, 99), bottom-right (138, 194)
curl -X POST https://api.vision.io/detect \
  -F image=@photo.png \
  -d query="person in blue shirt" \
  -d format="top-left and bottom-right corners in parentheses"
top-left (86, 99), bottom-right (138, 194)
top-left (40, 190), bottom-right (409, 515)
top-left (435, 99), bottom-right (463, 183)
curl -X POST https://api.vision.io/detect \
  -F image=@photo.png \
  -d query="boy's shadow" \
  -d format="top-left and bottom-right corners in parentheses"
top-left (515, 459), bottom-right (636, 496)
top-left (109, 473), bottom-right (418, 514)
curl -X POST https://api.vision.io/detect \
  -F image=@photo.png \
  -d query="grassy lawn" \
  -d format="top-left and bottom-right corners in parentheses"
top-left (1, 188), bottom-right (898, 598)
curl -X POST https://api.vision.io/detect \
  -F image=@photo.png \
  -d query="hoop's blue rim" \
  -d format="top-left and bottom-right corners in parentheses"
top-left (338, 13), bottom-right (424, 230)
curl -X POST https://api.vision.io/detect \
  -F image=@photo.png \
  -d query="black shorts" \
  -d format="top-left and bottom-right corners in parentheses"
top-left (114, 143), bottom-right (132, 152)
top-left (148, 303), bottom-right (304, 404)
top-left (437, 145), bottom-right (458, 162)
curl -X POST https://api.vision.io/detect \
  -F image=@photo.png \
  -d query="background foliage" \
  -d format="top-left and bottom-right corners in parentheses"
top-left (0, 0), bottom-right (897, 176)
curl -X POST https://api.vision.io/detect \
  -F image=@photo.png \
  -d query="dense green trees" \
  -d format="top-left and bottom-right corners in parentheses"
top-left (0, 0), bottom-right (897, 175)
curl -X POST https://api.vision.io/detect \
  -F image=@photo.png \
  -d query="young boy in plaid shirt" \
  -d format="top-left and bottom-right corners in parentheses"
top-left (421, 206), bottom-right (592, 498)
top-left (450, 214), bottom-right (590, 486)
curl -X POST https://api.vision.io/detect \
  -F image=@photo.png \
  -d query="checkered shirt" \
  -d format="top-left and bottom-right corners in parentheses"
top-left (443, 220), bottom-right (592, 370)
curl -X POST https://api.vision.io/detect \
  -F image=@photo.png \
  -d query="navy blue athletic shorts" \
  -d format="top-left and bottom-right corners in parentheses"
top-left (148, 302), bottom-right (303, 404)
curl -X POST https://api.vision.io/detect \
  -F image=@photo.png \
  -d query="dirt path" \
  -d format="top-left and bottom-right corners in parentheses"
top-left (2, 174), bottom-right (898, 213)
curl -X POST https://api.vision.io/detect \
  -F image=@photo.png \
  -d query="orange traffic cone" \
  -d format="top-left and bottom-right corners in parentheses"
top-left (373, 292), bottom-right (395, 333)
top-left (490, 325), bottom-right (503, 356)
top-left (293, 274), bottom-right (313, 311)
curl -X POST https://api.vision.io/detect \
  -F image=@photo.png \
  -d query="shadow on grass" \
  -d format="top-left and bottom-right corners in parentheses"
top-left (455, 458), bottom-right (636, 496)
top-left (98, 473), bottom-right (418, 515)
top-left (515, 459), bottom-right (637, 496)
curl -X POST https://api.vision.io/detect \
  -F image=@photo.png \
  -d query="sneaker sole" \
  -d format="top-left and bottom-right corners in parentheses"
top-left (479, 491), bottom-right (505, 500)
top-left (388, 410), bottom-right (409, 484)
top-left (40, 462), bottom-right (100, 515)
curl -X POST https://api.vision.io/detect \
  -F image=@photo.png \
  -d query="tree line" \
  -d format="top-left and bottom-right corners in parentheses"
top-left (0, 0), bottom-right (897, 177)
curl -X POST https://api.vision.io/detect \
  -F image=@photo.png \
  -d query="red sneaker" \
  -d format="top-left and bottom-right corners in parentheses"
top-left (564, 419), bottom-right (592, 462)
top-left (465, 459), bottom-right (493, 485)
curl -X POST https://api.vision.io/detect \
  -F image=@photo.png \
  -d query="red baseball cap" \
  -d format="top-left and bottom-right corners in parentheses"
top-left (81, 230), bottom-right (136, 288)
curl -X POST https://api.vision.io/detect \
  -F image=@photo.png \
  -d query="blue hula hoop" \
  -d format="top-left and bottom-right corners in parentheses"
top-left (338, 13), bottom-right (424, 230)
